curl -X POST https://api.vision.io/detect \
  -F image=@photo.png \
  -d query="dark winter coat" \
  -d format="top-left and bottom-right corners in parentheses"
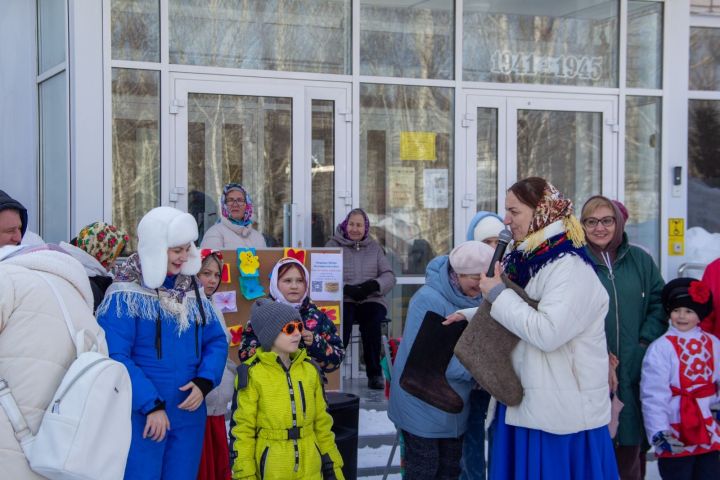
top-left (585, 234), bottom-right (667, 446)
top-left (89, 275), bottom-right (113, 312)
top-left (325, 228), bottom-right (396, 309)
top-left (238, 298), bottom-right (345, 373)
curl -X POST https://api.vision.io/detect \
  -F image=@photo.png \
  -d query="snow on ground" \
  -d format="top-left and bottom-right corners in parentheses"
top-left (359, 408), bottom-right (396, 436)
top-left (357, 444), bottom-right (401, 469)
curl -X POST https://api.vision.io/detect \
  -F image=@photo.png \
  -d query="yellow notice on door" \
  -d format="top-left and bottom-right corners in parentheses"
top-left (668, 218), bottom-right (684, 256)
top-left (400, 131), bottom-right (436, 161)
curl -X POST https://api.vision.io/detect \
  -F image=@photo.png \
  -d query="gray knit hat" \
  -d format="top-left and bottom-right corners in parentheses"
top-left (250, 298), bottom-right (302, 350)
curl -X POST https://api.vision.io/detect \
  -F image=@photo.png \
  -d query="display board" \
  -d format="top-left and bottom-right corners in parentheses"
top-left (214, 248), bottom-right (344, 391)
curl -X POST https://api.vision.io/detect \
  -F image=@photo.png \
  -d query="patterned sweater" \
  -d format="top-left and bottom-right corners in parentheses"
top-left (239, 298), bottom-right (345, 373)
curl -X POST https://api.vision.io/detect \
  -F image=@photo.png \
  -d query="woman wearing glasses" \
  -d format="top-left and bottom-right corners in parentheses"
top-left (200, 183), bottom-right (266, 250)
top-left (580, 195), bottom-right (666, 480)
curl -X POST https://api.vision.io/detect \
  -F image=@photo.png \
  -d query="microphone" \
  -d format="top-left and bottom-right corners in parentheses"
top-left (487, 228), bottom-right (513, 277)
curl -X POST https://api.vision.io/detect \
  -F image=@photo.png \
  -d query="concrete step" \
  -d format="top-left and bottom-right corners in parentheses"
top-left (358, 433), bottom-right (397, 449)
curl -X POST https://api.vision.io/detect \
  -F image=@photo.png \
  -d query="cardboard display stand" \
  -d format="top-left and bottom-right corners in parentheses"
top-left (215, 248), bottom-right (343, 391)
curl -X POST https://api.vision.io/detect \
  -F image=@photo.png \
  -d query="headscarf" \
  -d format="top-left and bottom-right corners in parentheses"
top-left (338, 208), bottom-right (370, 241)
top-left (73, 221), bottom-right (129, 270)
top-left (220, 183), bottom-right (254, 227)
top-left (581, 195), bottom-right (626, 265)
top-left (269, 257), bottom-right (310, 309)
top-left (199, 249), bottom-right (224, 296)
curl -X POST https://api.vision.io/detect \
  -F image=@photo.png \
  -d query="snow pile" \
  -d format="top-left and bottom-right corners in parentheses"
top-left (685, 227), bottom-right (720, 272)
top-left (357, 445), bottom-right (401, 468)
top-left (358, 409), bottom-right (396, 436)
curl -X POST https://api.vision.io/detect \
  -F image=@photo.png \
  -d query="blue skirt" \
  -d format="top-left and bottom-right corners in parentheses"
top-left (489, 404), bottom-right (619, 480)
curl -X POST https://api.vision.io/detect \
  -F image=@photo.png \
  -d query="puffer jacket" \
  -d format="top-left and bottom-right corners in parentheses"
top-left (388, 255), bottom-right (479, 438)
top-left (229, 348), bottom-right (344, 480)
top-left (0, 249), bottom-right (108, 479)
top-left (490, 220), bottom-right (611, 435)
top-left (200, 216), bottom-right (266, 250)
top-left (325, 227), bottom-right (396, 309)
top-left (585, 234), bottom-right (666, 446)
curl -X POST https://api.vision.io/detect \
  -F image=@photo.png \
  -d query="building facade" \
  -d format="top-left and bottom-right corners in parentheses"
top-left (2, 0), bottom-right (719, 332)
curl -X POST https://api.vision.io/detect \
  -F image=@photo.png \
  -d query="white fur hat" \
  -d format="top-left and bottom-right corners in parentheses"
top-left (449, 241), bottom-right (494, 275)
top-left (137, 206), bottom-right (201, 289)
top-left (473, 215), bottom-right (505, 243)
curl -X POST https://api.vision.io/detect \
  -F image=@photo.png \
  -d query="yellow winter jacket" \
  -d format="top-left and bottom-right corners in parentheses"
top-left (230, 348), bottom-right (344, 480)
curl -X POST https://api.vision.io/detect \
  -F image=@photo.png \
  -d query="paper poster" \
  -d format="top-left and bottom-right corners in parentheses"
top-left (310, 253), bottom-right (343, 301)
top-left (400, 131), bottom-right (437, 161)
top-left (213, 290), bottom-right (238, 313)
top-left (319, 305), bottom-right (340, 326)
top-left (228, 324), bottom-right (243, 347)
top-left (388, 166), bottom-right (416, 208)
top-left (423, 168), bottom-right (449, 209)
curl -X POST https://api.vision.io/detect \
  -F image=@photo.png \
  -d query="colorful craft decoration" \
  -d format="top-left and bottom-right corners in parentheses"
top-left (237, 247), bottom-right (265, 300)
top-left (283, 248), bottom-right (307, 265)
top-left (228, 324), bottom-right (244, 347)
top-left (319, 305), bottom-right (340, 326)
top-left (212, 291), bottom-right (238, 313)
top-left (221, 263), bottom-right (231, 283)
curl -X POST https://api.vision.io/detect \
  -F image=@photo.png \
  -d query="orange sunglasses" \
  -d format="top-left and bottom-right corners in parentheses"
top-left (281, 321), bottom-right (304, 335)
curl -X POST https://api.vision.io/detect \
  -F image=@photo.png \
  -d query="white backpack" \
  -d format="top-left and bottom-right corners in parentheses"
top-left (0, 272), bottom-right (132, 480)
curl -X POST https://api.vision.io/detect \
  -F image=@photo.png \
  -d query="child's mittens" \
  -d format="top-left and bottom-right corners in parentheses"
top-left (652, 430), bottom-right (685, 454)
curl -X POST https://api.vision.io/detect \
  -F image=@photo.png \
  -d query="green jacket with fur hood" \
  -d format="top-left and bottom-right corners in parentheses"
top-left (585, 234), bottom-right (666, 446)
top-left (229, 347), bottom-right (344, 480)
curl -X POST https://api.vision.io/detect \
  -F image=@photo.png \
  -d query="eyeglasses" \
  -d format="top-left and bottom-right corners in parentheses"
top-left (281, 321), bottom-right (304, 335)
top-left (225, 198), bottom-right (246, 206)
top-left (583, 216), bottom-right (616, 229)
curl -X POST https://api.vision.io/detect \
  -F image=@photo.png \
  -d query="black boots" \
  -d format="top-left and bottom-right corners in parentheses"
top-left (400, 311), bottom-right (468, 413)
top-left (368, 376), bottom-right (384, 390)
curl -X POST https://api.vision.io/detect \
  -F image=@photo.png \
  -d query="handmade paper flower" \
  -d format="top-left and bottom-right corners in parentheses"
top-left (239, 251), bottom-right (260, 275)
top-left (689, 281), bottom-right (711, 304)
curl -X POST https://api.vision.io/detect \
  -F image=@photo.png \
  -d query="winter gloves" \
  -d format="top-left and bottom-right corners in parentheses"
top-left (454, 274), bottom-right (537, 407)
top-left (652, 430), bottom-right (685, 454)
top-left (343, 280), bottom-right (380, 302)
top-left (400, 311), bottom-right (468, 414)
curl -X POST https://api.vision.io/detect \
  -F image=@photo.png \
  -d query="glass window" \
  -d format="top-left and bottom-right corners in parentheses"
top-left (39, 72), bottom-right (69, 243)
top-left (360, 83), bottom-right (454, 278)
top-left (692, 1), bottom-right (720, 15)
top-left (516, 109), bottom-right (602, 209)
top-left (112, 68), bottom-right (160, 251)
top-left (690, 28), bottom-right (720, 91)
top-left (360, 0), bottom-right (454, 79)
top-left (625, 96), bottom-right (661, 260)
top-left (37, 0), bottom-right (66, 73)
top-left (111, 0), bottom-right (160, 62)
top-left (626, 1), bottom-right (663, 89)
top-left (311, 100), bottom-right (335, 247)
top-left (688, 100), bottom-right (720, 233)
top-left (463, 0), bottom-right (619, 87)
top-left (186, 94), bottom-right (292, 247)
top-left (476, 107), bottom-right (498, 214)
top-left (169, 0), bottom-right (351, 74)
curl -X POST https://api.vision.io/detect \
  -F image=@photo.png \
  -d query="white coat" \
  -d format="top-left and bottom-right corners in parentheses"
top-left (462, 221), bottom-right (611, 435)
top-left (0, 249), bottom-right (108, 479)
top-left (200, 217), bottom-right (266, 250)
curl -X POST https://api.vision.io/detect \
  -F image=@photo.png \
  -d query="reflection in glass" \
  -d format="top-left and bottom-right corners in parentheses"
top-left (688, 100), bottom-right (720, 233)
top-left (169, 0), bottom-right (351, 74)
top-left (38, 0), bottom-right (66, 73)
top-left (516, 110), bottom-right (602, 209)
top-left (625, 97), bottom-right (661, 260)
top-left (627, 2), bottom-right (663, 89)
top-left (476, 108), bottom-right (498, 214)
top-left (111, 0), bottom-right (160, 62)
top-left (463, 0), bottom-right (618, 87)
top-left (691, 1), bottom-right (720, 15)
top-left (112, 69), bottom-right (160, 251)
top-left (386, 284), bottom-right (422, 338)
top-left (40, 73), bottom-right (69, 243)
top-left (360, 0), bottom-right (454, 79)
top-left (360, 84), bottom-right (454, 277)
top-left (690, 28), bottom-right (720, 91)
top-left (187, 94), bottom-right (292, 246)
top-left (311, 100), bottom-right (335, 247)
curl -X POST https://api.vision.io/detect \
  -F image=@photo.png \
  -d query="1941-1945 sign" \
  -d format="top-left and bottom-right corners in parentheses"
top-left (490, 50), bottom-right (603, 81)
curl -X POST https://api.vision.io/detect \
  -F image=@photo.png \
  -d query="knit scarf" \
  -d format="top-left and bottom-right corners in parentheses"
top-left (504, 231), bottom-right (595, 289)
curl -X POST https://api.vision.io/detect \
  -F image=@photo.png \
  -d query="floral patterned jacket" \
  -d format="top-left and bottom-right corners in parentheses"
top-left (238, 298), bottom-right (345, 373)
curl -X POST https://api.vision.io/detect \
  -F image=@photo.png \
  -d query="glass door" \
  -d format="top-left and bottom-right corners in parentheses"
top-left (463, 94), bottom-right (617, 234)
top-left (170, 75), bottom-right (350, 248)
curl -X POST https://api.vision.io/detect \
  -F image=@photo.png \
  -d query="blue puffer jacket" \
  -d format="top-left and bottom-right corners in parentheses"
top-left (97, 277), bottom-right (228, 428)
top-left (388, 256), bottom-right (481, 438)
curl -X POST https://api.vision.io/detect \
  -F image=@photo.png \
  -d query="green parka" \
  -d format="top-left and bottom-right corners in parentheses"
top-left (585, 234), bottom-right (667, 446)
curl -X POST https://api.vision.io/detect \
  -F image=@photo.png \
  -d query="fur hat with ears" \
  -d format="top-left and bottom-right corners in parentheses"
top-left (137, 206), bottom-right (201, 289)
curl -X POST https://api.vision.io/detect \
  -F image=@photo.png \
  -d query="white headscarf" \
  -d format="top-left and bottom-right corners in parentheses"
top-left (268, 257), bottom-right (310, 309)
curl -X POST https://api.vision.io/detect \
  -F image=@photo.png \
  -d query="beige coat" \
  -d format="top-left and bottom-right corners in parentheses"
top-left (200, 217), bottom-right (266, 250)
top-left (0, 249), bottom-right (108, 479)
